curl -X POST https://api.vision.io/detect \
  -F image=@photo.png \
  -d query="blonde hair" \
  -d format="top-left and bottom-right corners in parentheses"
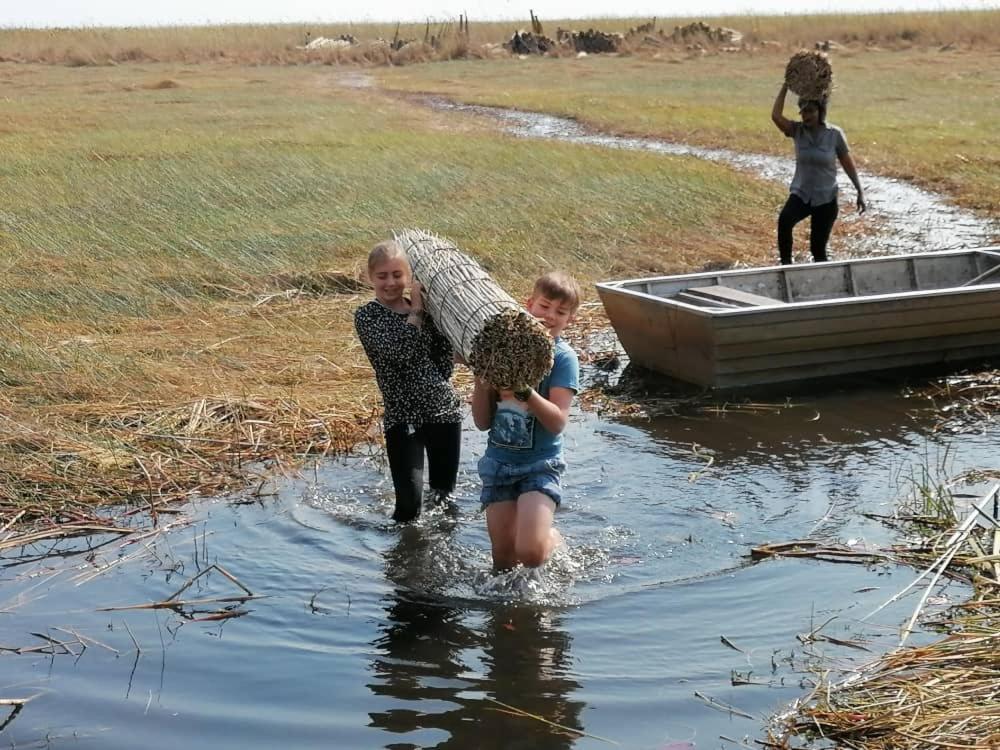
top-left (367, 240), bottom-right (408, 274)
top-left (532, 271), bottom-right (582, 312)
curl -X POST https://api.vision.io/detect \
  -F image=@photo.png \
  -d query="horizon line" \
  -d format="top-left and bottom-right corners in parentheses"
top-left (3, 4), bottom-right (998, 32)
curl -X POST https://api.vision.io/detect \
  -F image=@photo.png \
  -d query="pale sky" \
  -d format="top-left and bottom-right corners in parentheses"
top-left (4, 0), bottom-right (997, 28)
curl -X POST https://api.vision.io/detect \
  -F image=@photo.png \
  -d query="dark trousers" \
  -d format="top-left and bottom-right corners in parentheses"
top-left (384, 421), bottom-right (462, 522)
top-left (777, 194), bottom-right (839, 265)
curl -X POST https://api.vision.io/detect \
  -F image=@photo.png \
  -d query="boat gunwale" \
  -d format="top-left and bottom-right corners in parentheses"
top-left (595, 247), bottom-right (1000, 316)
top-left (596, 247), bottom-right (1000, 289)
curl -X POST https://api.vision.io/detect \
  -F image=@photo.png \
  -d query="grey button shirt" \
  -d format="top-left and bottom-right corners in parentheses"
top-left (787, 122), bottom-right (849, 206)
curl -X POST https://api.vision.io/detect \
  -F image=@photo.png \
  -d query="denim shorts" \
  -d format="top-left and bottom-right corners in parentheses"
top-left (478, 456), bottom-right (566, 508)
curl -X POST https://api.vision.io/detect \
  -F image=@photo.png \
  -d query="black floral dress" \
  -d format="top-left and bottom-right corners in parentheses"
top-left (354, 300), bottom-right (462, 431)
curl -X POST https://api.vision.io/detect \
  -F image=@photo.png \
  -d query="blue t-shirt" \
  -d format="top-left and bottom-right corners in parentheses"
top-left (484, 337), bottom-right (580, 464)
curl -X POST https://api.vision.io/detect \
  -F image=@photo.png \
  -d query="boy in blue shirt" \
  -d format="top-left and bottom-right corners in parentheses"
top-left (471, 271), bottom-right (581, 570)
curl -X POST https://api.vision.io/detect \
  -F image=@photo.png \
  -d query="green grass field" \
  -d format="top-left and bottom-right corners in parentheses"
top-left (0, 60), bottom-right (779, 507)
top-left (1, 12), bottom-right (998, 511)
top-left (377, 48), bottom-right (1000, 215)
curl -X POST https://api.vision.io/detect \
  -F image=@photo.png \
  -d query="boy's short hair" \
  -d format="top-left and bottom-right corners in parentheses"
top-left (367, 240), bottom-right (408, 273)
top-left (532, 271), bottom-right (582, 312)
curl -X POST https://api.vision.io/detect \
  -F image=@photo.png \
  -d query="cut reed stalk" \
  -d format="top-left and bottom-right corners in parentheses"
top-left (484, 697), bottom-right (619, 745)
top-left (395, 228), bottom-right (553, 389)
top-left (773, 483), bottom-right (1000, 750)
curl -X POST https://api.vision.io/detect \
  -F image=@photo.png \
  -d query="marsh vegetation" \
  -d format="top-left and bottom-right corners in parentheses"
top-left (3, 14), bottom-right (1000, 747)
top-left (0, 8), bottom-right (998, 553)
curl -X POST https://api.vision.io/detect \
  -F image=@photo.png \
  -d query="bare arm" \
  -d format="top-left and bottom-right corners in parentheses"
top-left (838, 151), bottom-right (867, 213)
top-left (471, 378), bottom-right (497, 431)
top-left (501, 386), bottom-right (574, 435)
top-left (771, 83), bottom-right (795, 137)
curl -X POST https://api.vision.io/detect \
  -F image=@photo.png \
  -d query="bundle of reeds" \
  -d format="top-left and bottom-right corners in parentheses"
top-left (394, 229), bottom-right (553, 390)
top-left (784, 49), bottom-right (833, 101)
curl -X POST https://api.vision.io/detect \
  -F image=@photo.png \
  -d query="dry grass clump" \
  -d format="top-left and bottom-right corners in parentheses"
top-left (773, 483), bottom-right (1000, 750)
top-left (784, 50), bottom-right (833, 100)
top-left (780, 629), bottom-right (1000, 749)
top-left (0, 287), bottom-right (384, 549)
top-left (0, 394), bottom-right (373, 539)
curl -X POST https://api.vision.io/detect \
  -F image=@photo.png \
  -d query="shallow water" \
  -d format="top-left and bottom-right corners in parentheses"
top-left (424, 98), bottom-right (999, 258)
top-left (3, 380), bottom-right (997, 749)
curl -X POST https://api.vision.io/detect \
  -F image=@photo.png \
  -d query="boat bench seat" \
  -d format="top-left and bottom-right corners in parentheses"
top-left (683, 285), bottom-right (785, 307)
top-left (674, 291), bottom-right (741, 308)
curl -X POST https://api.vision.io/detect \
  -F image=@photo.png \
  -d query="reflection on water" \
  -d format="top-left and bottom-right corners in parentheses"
top-left (474, 605), bottom-right (582, 750)
top-left (2, 376), bottom-right (998, 749)
top-left (370, 528), bottom-right (583, 749)
top-left (602, 362), bottom-right (940, 463)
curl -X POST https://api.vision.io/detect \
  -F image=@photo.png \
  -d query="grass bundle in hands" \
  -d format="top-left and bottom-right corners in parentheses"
top-left (394, 229), bottom-right (553, 390)
top-left (784, 50), bottom-right (833, 101)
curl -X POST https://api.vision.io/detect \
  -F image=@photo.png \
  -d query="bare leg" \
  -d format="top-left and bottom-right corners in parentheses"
top-left (514, 492), bottom-right (558, 568)
top-left (485, 501), bottom-right (518, 571)
top-left (548, 527), bottom-right (564, 555)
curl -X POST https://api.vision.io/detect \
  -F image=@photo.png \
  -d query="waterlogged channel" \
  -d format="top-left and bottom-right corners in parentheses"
top-left (3, 380), bottom-right (998, 749)
top-left (423, 97), bottom-right (999, 257)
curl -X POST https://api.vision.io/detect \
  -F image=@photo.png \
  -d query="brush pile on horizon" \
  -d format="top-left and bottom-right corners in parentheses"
top-left (394, 228), bottom-right (553, 390)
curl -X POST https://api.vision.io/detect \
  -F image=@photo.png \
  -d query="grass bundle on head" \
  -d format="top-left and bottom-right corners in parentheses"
top-left (394, 229), bottom-right (553, 390)
top-left (784, 50), bottom-right (833, 100)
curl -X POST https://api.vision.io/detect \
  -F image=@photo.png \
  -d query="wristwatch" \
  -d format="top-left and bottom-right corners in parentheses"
top-left (513, 386), bottom-right (533, 402)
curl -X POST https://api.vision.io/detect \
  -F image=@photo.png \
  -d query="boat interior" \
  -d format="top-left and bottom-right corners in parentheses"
top-left (612, 249), bottom-right (1000, 310)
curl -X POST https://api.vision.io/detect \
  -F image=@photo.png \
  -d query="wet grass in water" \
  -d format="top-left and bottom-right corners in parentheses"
top-left (775, 481), bottom-right (1000, 750)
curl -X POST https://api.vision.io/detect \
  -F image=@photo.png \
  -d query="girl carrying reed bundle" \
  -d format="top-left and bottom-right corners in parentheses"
top-left (354, 240), bottom-right (462, 522)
